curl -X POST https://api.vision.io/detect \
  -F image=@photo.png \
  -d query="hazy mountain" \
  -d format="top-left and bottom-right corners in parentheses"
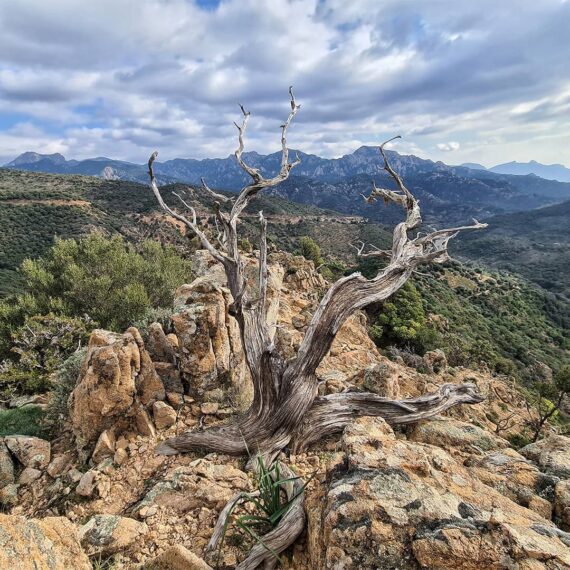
top-left (5, 147), bottom-right (570, 226)
top-left (460, 162), bottom-right (487, 170)
top-left (490, 160), bottom-right (570, 182)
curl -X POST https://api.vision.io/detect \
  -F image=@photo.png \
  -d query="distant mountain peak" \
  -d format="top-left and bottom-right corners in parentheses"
top-left (490, 160), bottom-right (570, 182)
top-left (7, 151), bottom-right (67, 167)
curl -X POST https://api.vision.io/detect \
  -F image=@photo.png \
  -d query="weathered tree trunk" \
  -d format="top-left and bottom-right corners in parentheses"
top-left (146, 89), bottom-right (487, 568)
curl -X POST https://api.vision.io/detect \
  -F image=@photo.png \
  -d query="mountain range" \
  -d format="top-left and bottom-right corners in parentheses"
top-left (4, 148), bottom-right (570, 227)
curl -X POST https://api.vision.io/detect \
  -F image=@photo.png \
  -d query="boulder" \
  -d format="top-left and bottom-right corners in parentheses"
top-left (520, 435), bottom-right (570, 479)
top-left (152, 401), bottom-right (177, 430)
top-left (0, 440), bottom-right (15, 487)
top-left (79, 514), bottom-right (148, 557)
top-left (91, 429), bottom-right (116, 464)
top-left (135, 405), bottom-right (156, 437)
top-left (46, 454), bottom-right (72, 478)
top-left (307, 417), bottom-right (570, 569)
top-left (409, 418), bottom-right (509, 453)
top-left (144, 545), bottom-right (213, 569)
top-left (69, 329), bottom-right (139, 446)
top-left (0, 514), bottom-right (90, 569)
top-left (18, 467), bottom-right (42, 485)
top-left (136, 459), bottom-right (250, 515)
top-left (4, 435), bottom-right (51, 469)
top-left (0, 483), bottom-right (19, 507)
top-left (423, 349), bottom-right (448, 372)
top-left (76, 469), bottom-right (98, 497)
top-left (361, 362), bottom-right (401, 398)
top-left (147, 322), bottom-right (177, 363)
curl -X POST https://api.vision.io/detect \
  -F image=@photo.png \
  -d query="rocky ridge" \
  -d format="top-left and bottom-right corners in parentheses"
top-left (0, 250), bottom-right (568, 568)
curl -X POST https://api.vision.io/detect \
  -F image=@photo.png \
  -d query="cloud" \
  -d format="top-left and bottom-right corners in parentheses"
top-left (437, 141), bottom-right (461, 152)
top-left (0, 0), bottom-right (569, 166)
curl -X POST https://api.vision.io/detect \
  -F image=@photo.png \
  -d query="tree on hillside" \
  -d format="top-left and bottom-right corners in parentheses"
top-left (525, 365), bottom-right (570, 442)
top-left (146, 87), bottom-right (487, 568)
top-left (299, 236), bottom-right (323, 266)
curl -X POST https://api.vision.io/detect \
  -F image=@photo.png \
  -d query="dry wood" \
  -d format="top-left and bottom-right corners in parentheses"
top-left (146, 88), bottom-right (487, 568)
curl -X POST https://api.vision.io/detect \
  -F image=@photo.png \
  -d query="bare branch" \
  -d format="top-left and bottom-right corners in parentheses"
top-left (200, 177), bottom-right (234, 203)
top-left (229, 87), bottom-right (301, 225)
top-left (147, 152), bottom-right (226, 264)
top-left (257, 210), bottom-right (268, 324)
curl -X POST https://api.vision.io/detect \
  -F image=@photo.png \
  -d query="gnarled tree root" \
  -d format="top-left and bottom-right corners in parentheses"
top-left (156, 382), bottom-right (484, 456)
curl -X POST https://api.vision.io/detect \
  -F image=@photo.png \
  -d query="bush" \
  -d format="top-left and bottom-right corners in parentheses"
top-left (507, 432), bottom-right (532, 449)
top-left (0, 314), bottom-right (91, 398)
top-left (0, 405), bottom-right (46, 437)
top-left (18, 234), bottom-right (192, 331)
top-left (44, 348), bottom-right (87, 435)
top-left (299, 236), bottom-right (323, 266)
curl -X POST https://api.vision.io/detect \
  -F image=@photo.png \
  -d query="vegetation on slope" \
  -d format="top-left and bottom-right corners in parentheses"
top-left (455, 200), bottom-right (570, 299)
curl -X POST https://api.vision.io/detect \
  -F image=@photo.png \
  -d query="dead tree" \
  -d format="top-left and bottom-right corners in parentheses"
top-left (146, 87), bottom-right (487, 568)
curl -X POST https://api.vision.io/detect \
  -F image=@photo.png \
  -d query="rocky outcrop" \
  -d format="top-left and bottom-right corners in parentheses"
top-left (0, 514), bottom-right (90, 569)
top-left (306, 417), bottom-right (570, 569)
top-left (69, 327), bottom-right (166, 459)
top-left (79, 514), bottom-right (148, 556)
top-left (69, 329), bottom-right (140, 446)
top-left (172, 277), bottom-right (248, 400)
top-left (520, 436), bottom-right (570, 479)
top-left (409, 417), bottom-right (509, 453)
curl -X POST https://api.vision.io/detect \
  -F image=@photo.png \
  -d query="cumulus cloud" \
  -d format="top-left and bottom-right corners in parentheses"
top-left (437, 142), bottom-right (461, 152)
top-left (0, 0), bottom-right (569, 166)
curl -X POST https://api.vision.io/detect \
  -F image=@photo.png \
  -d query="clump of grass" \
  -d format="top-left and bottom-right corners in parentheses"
top-left (216, 456), bottom-right (312, 567)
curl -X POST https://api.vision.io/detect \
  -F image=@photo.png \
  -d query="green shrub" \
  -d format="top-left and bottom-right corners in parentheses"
top-left (0, 405), bottom-right (46, 437)
top-left (44, 348), bottom-right (87, 435)
top-left (299, 236), bottom-right (323, 266)
top-left (18, 234), bottom-right (192, 332)
top-left (0, 314), bottom-right (91, 398)
top-left (507, 432), bottom-right (532, 449)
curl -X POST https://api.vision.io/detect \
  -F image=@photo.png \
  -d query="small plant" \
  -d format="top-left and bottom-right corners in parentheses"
top-left (0, 405), bottom-right (46, 437)
top-left (216, 456), bottom-right (311, 567)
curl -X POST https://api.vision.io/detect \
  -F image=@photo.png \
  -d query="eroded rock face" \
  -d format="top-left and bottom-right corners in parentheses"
top-left (520, 436), bottom-right (570, 479)
top-left (0, 514), bottom-right (90, 569)
top-left (308, 417), bottom-right (570, 569)
top-left (69, 328), bottom-right (162, 451)
top-left (172, 277), bottom-right (247, 399)
top-left (69, 329), bottom-right (139, 446)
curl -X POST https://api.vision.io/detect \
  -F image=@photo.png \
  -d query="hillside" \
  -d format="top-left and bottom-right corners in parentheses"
top-left (0, 168), bottom-right (331, 296)
top-left (6, 147), bottom-right (570, 227)
top-left (1, 168), bottom-right (568, 383)
top-left (2, 250), bottom-right (570, 569)
top-left (456, 200), bottom-right (570, 299)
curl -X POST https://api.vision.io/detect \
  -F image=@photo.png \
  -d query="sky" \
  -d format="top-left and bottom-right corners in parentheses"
top-left (0, 0), bottom-right (569, 167)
